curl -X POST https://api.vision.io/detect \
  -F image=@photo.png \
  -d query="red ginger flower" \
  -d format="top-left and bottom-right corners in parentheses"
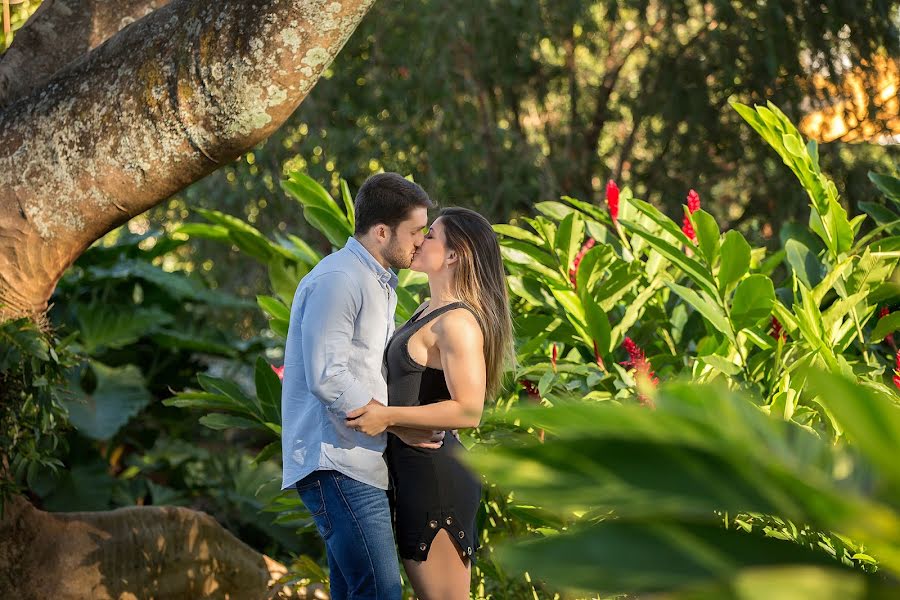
top-left (519, 379), bottom-right (540, 400)
top-left (606, 180), bottom-right (620, 224)
top-left (894, 349), bottom-right (900, 391)
top-left (592, 340), bottom-right (606, 370)
top-left (681, 189), bottom-right (701, 243)
top-left (621, 337), bottom-right (658, 405)
top-left (770, 316), bottom-right (786, 341)
top-left (880, 306), bottom-right (894, 347)
top-left (271, 364), bottom-right (285, 380)
top-left (569, 237), bottom-right (596, 287)
top-left (687, 189), bottom-right (701, 212)
top-left (551, 343), bottom-right (558, 371)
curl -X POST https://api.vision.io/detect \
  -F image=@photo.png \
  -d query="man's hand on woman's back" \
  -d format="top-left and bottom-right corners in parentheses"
top-left (388, 426), bottom-right (445, 449)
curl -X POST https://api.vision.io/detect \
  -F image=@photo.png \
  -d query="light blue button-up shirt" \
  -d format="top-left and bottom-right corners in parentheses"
top-left (281, 237), bottom-right (398, 491)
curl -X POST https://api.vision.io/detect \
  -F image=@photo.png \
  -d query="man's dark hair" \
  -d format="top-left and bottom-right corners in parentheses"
top-left (354, 173), bottom-right (433, 235)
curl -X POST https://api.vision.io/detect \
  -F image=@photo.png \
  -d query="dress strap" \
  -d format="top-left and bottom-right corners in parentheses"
top-left (408, 302), bottom-right (470, 327)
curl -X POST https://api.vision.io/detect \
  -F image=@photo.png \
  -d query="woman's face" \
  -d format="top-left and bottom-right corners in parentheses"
top-left (409, 217), bottom-right (451, 273)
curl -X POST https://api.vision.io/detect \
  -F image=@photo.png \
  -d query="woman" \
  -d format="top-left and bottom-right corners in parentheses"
top-left (346, 207), bottom-right (513, 599)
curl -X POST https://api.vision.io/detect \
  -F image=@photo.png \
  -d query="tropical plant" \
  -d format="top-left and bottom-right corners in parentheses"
top-left (166, 101), bottom-right (900, 597)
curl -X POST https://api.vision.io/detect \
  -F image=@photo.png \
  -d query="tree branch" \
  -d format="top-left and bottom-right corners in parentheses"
top-left (0, 0), bottom-right (176, 107)
top-left (0, 0), bottom-right (375, 319)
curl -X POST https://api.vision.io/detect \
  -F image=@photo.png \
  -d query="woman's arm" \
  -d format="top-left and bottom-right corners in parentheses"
top-left (346, 310), bottom-right (486, 434)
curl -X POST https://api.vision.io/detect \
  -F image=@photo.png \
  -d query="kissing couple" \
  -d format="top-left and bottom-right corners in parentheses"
top-left (280, 173), bottom-right (514, 599)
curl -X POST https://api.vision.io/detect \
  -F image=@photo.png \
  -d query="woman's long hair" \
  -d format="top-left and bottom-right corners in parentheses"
top-left (439, 207), bottom-right (514, 399)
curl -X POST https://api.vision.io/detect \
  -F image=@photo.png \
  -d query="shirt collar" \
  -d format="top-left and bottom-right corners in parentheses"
top-left (345, 237), bottom-right (399, 289)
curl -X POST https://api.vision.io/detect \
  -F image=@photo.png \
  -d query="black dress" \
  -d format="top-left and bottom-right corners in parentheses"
top-left (385, 302), bottom-right (483, 562)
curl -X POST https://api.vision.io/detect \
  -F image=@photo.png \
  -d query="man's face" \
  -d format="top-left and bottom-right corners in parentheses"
top-left (383, 207), bottom-right (428, 269)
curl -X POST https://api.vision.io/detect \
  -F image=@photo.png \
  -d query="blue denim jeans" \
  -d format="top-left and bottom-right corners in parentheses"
top-left (295, 470), bottom-right (401, 600)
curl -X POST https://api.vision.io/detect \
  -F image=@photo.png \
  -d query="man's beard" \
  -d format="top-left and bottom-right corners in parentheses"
top-left (383, 238), bottom-right (413, 270)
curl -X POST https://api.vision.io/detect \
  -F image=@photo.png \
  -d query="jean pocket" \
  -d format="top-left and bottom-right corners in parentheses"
top-left (297, 480), bottom-right (332, 538)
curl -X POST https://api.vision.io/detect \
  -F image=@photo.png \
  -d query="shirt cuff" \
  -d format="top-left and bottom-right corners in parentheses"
top-left (329, 379), bottom-right (374, 417)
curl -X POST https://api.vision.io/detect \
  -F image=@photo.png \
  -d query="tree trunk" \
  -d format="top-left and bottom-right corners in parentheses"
top-left (0, 494), bottom-right (323, 599)
top-left (0, 0), bottom-right (375, 320)
top-left (0, 0), bottom-right (175, 106)
top-left (0, 1), bottom-right (372, 594)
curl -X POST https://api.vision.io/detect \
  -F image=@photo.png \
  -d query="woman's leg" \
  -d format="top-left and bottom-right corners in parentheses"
top-left (402, 529), bottom-right (470, 600)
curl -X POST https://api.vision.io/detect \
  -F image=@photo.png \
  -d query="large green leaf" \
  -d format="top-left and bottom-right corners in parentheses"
top-left (255, 356), bottom-right (282, 425)
top-left (718, 230), bottom-right (751, 292)
top-left (808, 371), bottom-right (900, 494)
top-left (493, 224), bottom-right (545, 246)
top-left (872, 312), bottom-right (900, 342)
top-left (495, 520), bottom-right (859, 597)
top-left (580, 290), bottom-right (611, 360)
top-left (622, 220), bottom-right (717, 297)
top-left (282, 172), bottom-right (346, 220)
top-left (733, 102), bottom-right (853, 257)
top-left (692, 209), bottom-right (720, 267)
top-left (869, 171), bottom-right (900, 206)
top-left (63, 362), bottom-right (153, 440)
top-left (574, 243), bottom-right (616, 294)
top-left (555, 212), bottom-right (585, 274)
top-left (730, 275), bottom-right (775, 331)
top-left (785, 239), bottom-right (823, 289)
top-left (75, 304), bottom-right (173, 353)
top-left (629, 199), bottom-right (696, 248)
top-left (302, 206), bottom-right (354, 248)
top-left (666, 282), bottom-right (732, 340)
top-left (257, 295), bottom-right (291, 322)
top-left (198, 374), bottom-right (262, 420)
top-left (500, 244), bottom-right (567, 286)
top-left (340, 178), bottom-right (356, 229)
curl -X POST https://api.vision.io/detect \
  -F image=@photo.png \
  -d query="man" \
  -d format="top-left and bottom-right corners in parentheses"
top-left (281, 173), bottom-right (441, 600)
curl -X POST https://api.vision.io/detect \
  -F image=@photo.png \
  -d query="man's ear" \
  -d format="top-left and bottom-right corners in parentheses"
top-left (373, 223), bottom-right (389, 242)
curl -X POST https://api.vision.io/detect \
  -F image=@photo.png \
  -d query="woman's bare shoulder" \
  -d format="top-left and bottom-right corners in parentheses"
top-left (434, 307), bottom-right (483, 346)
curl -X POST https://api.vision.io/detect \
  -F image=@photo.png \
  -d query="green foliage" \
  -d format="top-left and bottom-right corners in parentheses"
top-left (62, 362), bottom-right (153, 441)
top-left (465, 373), bottom-right (900, 597)
top-left (35, 97), bottom-right (899, 597)
top-left (0, 318), bottom-right (73, 506)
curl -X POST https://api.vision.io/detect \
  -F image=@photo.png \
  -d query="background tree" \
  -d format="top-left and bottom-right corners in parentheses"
top-left (157, 0), bottom-right (897, 317)
top-left (177, 0), bottom-right (898, 239)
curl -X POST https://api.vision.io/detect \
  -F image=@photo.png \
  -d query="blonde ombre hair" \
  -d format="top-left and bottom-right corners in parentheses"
top-left (439, 207), bottom-right (514, 399)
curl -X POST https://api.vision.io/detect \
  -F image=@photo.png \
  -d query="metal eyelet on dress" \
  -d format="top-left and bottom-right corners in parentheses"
top-left (458, 531), bottom-right (465, 538)
top-left (466, 547), bottom-right (472, 555)
top-left (419, 543), bottom-right (427, 551)
top-left (429, 520), bottom-right (438, 529)
top-left (445, 517), bottom-right (453, 525)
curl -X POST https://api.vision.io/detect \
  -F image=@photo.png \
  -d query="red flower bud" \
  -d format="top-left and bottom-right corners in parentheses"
top-left (881, 307), bottom-right (894, 346)
top-left (271, 364), bottom-right (285, 380)
top-left (551, 343), bottom-right (558, 371)
top-left (569, 237), bottom-right (596, 288)
top-left (620, 337), bottom-right (658, 405)
top-left (606, 180), bottom-right (620, 224)
top-left (519, 379), bottom-right (540, 400)
top-left (593, 340), bottom-right (605, 370)
top-left (681, 216), bottom-right (697, 243)
top-left (687, 189), bottom-right (701, 213)
top-left (770, 316), bottom-right (786, 341)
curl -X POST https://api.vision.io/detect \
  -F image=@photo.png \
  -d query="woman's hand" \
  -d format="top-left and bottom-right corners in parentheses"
top-left (345, 400), bottom-right (392, 436)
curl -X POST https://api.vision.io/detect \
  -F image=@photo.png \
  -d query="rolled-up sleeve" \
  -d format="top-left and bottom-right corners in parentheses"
top-left (300, 271), bottom-right (372, 416)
